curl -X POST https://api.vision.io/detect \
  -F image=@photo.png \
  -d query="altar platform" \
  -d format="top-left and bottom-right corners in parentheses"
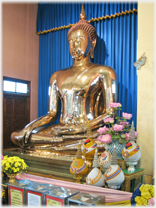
top-left (3, 148), bottom-right (75, 182)
top-left (3, 148), bottom-right (127, 183)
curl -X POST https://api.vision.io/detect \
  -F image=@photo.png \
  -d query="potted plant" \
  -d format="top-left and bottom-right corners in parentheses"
top-left (1, 155), bottom-right (28, 184)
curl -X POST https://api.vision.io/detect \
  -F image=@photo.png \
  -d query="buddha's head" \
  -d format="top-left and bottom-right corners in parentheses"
top-left (68, 5), bottom-right (97, 60)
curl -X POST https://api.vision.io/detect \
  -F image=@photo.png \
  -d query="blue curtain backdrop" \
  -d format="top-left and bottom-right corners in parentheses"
top-left (37, 2), bottom-right (138, 128)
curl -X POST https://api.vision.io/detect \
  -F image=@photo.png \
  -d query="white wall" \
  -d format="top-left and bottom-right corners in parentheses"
top-left (137, 2), bottom-right (155, 183)
top-left (2, 3), bottom-right (39, 122)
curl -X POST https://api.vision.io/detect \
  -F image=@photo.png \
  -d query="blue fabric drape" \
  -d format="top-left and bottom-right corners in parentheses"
top-left (37, 2), bottom-right (138, 128)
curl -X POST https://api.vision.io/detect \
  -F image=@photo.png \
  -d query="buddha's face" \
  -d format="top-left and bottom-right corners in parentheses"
top-left (68, 30), bottom-right (89, 60)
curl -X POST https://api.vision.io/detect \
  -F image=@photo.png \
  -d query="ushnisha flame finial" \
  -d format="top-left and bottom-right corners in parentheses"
top-left (68, 5), bottom-right (97, 41)
top-left (80, 4), bottom-right (87, 20)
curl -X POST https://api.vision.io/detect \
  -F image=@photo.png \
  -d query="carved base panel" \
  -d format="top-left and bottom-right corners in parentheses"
top-left (3, 148), bottom-right (78, 182)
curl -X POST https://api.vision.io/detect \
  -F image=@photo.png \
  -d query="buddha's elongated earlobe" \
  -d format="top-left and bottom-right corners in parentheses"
top-left (90, 39), bottom-right (96, 58)
top-left (90, 48), bottom-right (94, 58)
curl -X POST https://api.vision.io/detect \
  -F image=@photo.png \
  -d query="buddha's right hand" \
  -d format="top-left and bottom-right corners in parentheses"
top-left (11, 126), bottom-right (33, 148)
top-left (21, 126), bottom-right (34, 143)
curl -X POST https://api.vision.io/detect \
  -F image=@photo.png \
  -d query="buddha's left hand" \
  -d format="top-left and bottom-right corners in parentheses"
top-left (51, 123), bottom-right (88, 135)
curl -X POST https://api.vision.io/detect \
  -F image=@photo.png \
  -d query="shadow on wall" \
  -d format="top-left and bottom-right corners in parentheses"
top-left (94, 36), bottom-right (109, 65)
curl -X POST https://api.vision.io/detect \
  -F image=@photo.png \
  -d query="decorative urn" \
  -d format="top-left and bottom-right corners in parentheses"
top-left (99, 144), bottom-right (111, 173)
top-left (81, 138), bottom-right (97, 157)
top-left (122, 122), bottom-right (141, 172)
top-left (70, 143), bottom-right (88, 183)
top-left (104, 146), bottom-right (125, 189)
top-left (81, 122), bottom-right (98, 166)
top-left (86, 149), bottom-right (105, 187)
top-left (122, 141), bottom-right (141, 172)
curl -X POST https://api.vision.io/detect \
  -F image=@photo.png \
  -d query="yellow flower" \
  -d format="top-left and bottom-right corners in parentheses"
top-left (135, 196), bottom-right (148, 206)
top-left (2, 156), bottom-right (27, 173)
top-left (6, 163), bottom-right (10, 167)
top-left (141, 190), bottom-right (151, 200)
top-left (14, 168), bottom-right (18, 173)
top-left (15, 162), bottom-right (19, 167)
top-left (140, 184), bottom-right (155, 198)
top-left (22, 164), bottom-right (27, 169)
top-left (149, 185), bottom-right (155, 197)
top-left (140, 184), bottom-right (150, 192)
top-left (8, 158), bottom-right (12, 163)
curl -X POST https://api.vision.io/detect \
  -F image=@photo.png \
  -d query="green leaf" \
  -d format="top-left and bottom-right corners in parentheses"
top-left (121, 134), bottom-right (126, 138)
top-left (112, 135), bottom-right (120, 140)
top-left (123, 139), bottom-right (128, 143)
top-left (119, 138), bottom-right (124, 144)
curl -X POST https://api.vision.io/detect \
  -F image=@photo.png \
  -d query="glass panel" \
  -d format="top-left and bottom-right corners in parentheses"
top-left (16, 83), bottom-right (28, 94)
top-left (3, 80), bottom-right (16, 92)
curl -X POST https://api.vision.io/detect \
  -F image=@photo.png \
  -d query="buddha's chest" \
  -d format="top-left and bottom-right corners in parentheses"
top-left (57, 66), bottom-right (100, 97)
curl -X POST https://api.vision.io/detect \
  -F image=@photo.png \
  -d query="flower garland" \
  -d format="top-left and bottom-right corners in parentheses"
top-left (131, 183), bottom-right (155, 206)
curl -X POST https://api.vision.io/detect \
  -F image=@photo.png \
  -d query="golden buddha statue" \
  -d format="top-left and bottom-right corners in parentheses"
top-left (11, 5), bottom-right (116, 153)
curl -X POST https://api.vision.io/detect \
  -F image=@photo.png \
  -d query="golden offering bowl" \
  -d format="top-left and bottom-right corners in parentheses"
top-left (6, 173), bottom-right (18, 185)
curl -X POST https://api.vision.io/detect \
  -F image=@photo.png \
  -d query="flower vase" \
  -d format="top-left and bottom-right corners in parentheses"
top-left (6, 173), bottom-right (18, 184)
top-left (107, 140), bottom-right (126, 159)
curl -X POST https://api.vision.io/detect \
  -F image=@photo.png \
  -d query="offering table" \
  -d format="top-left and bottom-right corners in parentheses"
top-left (121, 168), bottom-right (145, 192)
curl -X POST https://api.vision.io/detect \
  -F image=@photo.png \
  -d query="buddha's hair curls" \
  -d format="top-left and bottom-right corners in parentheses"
top-left (68, 5), bottom-right (97, 42)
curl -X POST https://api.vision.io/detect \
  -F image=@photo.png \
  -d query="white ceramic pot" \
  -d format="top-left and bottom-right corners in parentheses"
top-left (104, 164), bottom-right (125, 189)
top-left (122, 141), bottom-right (141, 172)
top-left (86, 167), bottom-right (104, 187)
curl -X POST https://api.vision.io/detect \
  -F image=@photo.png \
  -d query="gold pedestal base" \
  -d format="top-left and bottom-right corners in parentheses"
top-left (6, 173), bottom-right (17, 185)
top-left (73, 174), bottom-right (84, 184)
top-left (3, 148), bottom-right (85, 182)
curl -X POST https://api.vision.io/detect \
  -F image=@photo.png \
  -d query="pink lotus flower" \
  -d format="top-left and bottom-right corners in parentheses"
top-left (125, 133), bottom-right (129, 140)
top-left (148, 197), bottom-right (155, 206)
top-left (1, 154), bottom-right (4, 160)
top-left (109, 102), bottom-right (122, 108)
top-left (125, 132), bottom-right (138, 140)
top-left (97, 126), bottom-right (109, 134)
top-left (122, 112), bottom-right (133, 120)
top-left (97, 135), bottom-right (103, 142)
top-left (97, 134), bottom-right (112, 144)
top-left (113, 124), bottom-right (124, 131)
top-left (103, 118), bottom-right (114, 123)
top-left (120, 121), bottom-right (129, 125)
